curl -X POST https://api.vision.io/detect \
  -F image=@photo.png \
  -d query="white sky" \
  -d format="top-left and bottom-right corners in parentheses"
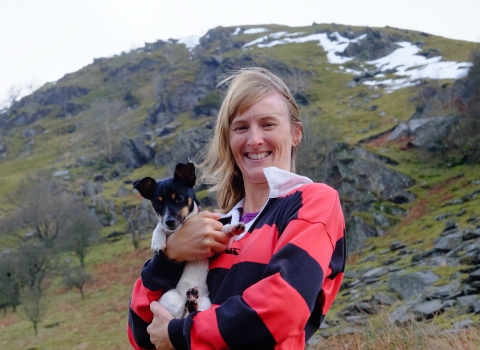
top-left (1, 0), bottom-right (479, 106)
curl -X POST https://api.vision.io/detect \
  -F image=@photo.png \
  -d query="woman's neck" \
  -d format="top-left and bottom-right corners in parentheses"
top-left (243, 182), bottom-right (270, 213)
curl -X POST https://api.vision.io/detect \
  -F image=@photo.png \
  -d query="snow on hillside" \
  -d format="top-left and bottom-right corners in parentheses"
top-left (243, 31), bottom-right (472, 93)
top-left (177, 36), bottom-right (200, 51)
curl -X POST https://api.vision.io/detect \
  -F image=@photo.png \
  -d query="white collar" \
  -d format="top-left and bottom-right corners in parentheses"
top-left (222, 167), bottom-right (313, 240)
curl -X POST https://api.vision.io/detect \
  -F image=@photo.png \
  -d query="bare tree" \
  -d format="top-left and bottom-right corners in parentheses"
top-left (89, 99), bottom-right (124, 163)
top-left (15, 242), bottom-right (54, 335)
top-left (4, 174), bottom-right (71, 248)
top-left (62, 203), bottom-right (101, 267)
top-left (122, 204), bottom-right (148, 250)
top-left (21, 286), bottom-right (47, 335)
top-left (61, 266), bottom-right (92, 300)
top-left (0, 85), bottom-right (23, 115)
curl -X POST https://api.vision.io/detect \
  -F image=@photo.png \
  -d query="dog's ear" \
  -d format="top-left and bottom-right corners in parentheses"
top-left (174, 163), bottom-right (196, 188)
top-left (133, 177), bottom-right (156, 199)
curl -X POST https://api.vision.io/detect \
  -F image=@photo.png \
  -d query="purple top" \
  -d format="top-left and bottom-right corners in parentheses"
top-left (240, 211), bottom-right (259, 224)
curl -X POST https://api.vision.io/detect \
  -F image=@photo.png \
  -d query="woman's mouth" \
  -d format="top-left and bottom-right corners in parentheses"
top-left (246, 152), bottom-right (271, 160)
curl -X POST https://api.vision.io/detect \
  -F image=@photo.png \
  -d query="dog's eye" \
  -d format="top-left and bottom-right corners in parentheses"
top-left (176, 195), bottom-right (185, 202)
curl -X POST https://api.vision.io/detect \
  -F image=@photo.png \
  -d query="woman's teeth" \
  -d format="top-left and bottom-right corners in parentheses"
top-left (247, 152), bottom-right (269, 160)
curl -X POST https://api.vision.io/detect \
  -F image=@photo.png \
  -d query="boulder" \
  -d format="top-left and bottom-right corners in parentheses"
top-left (387, 116), bottom-right (459, 149)
top-left (413, 300), bottom-right (444, 319)
top-left (389, 270), bottom-right (439, 300)
top-left (121, 137), bottom-right (155, 169)
top-left (434, 232), bottom-right (463, 251)
top-left (339, 28), bottom-right (403, 61)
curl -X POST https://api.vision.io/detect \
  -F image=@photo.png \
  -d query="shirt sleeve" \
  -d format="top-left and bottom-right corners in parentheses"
top-left (128, 250), bottom-right (186, 350)
top-left (167, 185), bottom-right (346, 349)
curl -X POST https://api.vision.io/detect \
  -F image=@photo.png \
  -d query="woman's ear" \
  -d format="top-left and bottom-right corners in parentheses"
top-left (292, 127), bottom-right (302, 147)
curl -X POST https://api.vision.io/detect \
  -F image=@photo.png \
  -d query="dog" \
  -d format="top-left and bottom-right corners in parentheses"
top-left (133, 163), bottom-right (245, 318)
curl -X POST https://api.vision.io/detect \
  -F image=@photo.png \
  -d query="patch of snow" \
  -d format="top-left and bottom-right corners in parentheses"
top-left (246, 32), bottom-right (367, 65)
top-left (178, 36), bottom-right (200, 51)
top-left (242, 30), bottom-right (472, 93)
top-left (233, 27), bottom-right (241, 36)
top-left (244, 35), bottom-right (270, 48)
top-left (345, 68), bottom-right (362, 75)
top-left (285, 32), bottom-right (304, 37)
top-left (53, 170), bottom-right (69, 177)
top-left (363, 78), bottom-right (420, 93)
top-left (362, 42), bottom-right (472, 92)
top-left (270, 31), bottom-right (288, 39)
top-left (244, 28), bottom-right (269, 34)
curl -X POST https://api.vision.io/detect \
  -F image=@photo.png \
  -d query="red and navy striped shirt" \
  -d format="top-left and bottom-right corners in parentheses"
top-left (128, 167), bottom-right (346, 349)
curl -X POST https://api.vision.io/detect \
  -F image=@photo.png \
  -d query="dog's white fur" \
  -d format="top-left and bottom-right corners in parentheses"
top-left (152, 201), bottom-right (239, 319)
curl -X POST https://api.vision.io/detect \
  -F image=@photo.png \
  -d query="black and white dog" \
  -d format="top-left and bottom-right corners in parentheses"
top-left (133, 163), bottom-right (245, 318)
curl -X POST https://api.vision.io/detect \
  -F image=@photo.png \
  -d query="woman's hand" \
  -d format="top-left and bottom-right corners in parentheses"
top-left (164, 211), bottom-right (231, 262)
top-left (147, 301), bottom-right (175, 350)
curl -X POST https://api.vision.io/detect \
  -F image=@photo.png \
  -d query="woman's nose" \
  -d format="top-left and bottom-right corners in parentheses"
top-left (247, 127), bottom-right (263, 146)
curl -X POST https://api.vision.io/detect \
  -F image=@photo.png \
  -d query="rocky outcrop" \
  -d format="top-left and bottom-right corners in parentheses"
top-left (16, 85), bottom-right (89, 108)
top-left (387, 115), bottom-right (459, 148)
top-left (339, 28), bottom-right (404, 61)
top-left (121, 137), bottom-right (155, 169)
top-left (154, 120), bottom-right (215, 174)
top-left (324, 144), bottom-right (415, 253)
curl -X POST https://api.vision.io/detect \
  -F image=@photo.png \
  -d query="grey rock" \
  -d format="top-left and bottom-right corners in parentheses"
top-left (82, 181), bottom-right (103, 198)
top-left (434, 232), bottom-right (463, 251)
top-left (473, 299), bottom-right (480, 313)
top-left (373, 293), bottom-right (397, 306)
top-left (390, 241), bottom-right (406, 251)
top-left (389, 270), bottom-right (439, 300)
top-left (389, 304), bottom-right (414, 324)
top-left (443, 220), bottom-right (457, 232)
top-left (121, 137), bottom-right (155, 169)
top-left (413, 300), bottom-right (444, 318)
top-left (345, 215), bottom-right (378, 254)
top-left (427, 280), bottom-right (461, 299)
top-left (387, 116), bottom-right (458, 149)
top-left (456, 295), bottom-right (478, 310)
top-left (469, 269), bottom-right (480, 280)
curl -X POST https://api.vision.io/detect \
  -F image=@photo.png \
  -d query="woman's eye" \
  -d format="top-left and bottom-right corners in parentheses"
top-left (176, 195), bottom-right (185, 202)
top-left (263, 122), bottom-right (275, 128)
top-left (233, 125), bottom-right (248, 132)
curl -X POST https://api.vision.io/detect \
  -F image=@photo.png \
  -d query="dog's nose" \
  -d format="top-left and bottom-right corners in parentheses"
top-left (165, 217), bottom-right (176, 228)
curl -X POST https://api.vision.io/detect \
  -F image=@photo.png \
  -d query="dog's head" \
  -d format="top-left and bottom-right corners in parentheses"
top-left (133, 163), bottom-right (197, 234)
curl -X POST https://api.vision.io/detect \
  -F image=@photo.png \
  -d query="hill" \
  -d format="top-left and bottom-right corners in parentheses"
top-left (0, 23), bottom-right (479, 348)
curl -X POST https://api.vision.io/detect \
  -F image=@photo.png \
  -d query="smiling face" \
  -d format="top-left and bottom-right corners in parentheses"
top-left (229, 93), bottom-right (302, 187)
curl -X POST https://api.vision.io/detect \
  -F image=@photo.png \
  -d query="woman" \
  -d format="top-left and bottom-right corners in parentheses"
top-left (128, 67), bottom-right (346, 349)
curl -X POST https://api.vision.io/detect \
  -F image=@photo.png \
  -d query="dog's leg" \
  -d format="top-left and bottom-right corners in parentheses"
top-left (185, 287), bottom-right (199, 314)
top-left (221, 222), bottom-right (246, 237)
top-left (151, 223), bottom-right (167, 252)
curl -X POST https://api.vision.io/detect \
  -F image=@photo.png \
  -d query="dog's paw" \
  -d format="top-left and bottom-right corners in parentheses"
top-left (151, 241), bottom-right (166, 253)
top-left (234, 222), bottom-right (246, 233)
top-left (185, 287), bottom-right (199, 314)
top-left (222, 222), bottom-right (246, 237)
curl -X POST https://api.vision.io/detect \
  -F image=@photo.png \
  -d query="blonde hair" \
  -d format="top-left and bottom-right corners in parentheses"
top-left (199, 67), bottom-right (302, 212)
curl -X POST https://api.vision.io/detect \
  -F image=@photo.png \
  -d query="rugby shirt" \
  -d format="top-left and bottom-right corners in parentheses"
top-left (127, 167), bottom-right (346, 349)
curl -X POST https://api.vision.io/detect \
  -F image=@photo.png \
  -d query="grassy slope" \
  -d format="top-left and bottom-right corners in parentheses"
top-left (0, 24), bottom-right (479, 347)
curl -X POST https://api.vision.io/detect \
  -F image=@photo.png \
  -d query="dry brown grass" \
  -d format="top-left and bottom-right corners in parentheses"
top-left (314, 312), bottom-right (480, 350)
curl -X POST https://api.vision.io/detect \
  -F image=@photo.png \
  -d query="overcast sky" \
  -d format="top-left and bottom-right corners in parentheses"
top-left (1, 0), bottom-right (479, 106)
